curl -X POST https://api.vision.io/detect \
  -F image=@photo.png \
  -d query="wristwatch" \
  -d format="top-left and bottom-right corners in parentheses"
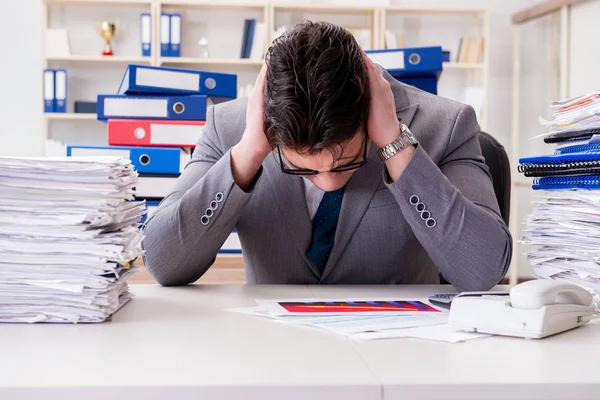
top-left (377, 122), bottom-right (419, 161)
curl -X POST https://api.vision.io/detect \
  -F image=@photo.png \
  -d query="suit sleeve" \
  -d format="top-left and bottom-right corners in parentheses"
top-left (140, 105), bottom-right (260, 286)
top-left (384, 105), bottom-right (512, 291)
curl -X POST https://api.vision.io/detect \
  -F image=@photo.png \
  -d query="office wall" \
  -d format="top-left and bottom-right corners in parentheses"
top-left (0, 0), bottom-right (43, 157)
top-left (569, 0), bottom-right (600, 98)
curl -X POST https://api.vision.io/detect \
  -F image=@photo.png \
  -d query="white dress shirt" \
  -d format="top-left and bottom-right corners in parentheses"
top-left (302, 177), bottom-right (325, 220)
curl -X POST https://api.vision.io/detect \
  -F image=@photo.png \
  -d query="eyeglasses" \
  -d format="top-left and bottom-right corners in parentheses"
top-left (277, 135), bottom-right (369, 176)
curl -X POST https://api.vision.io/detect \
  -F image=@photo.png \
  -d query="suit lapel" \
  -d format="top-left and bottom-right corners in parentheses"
top-left (320, 70), bottom-right (420, 282)
top-left (262, 152), bottom-right (322, 278)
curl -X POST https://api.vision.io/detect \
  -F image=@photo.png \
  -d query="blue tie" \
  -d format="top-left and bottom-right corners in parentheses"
top-left (306, 186), bottom-right (345, 275)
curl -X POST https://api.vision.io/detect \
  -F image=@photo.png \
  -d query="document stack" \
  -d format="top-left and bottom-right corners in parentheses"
top-left (0, 156), bottom-right (144, 323)
top-left (518, 89), bottom-right (600, 310)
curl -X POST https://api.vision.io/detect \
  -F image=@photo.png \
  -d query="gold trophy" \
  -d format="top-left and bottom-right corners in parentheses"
top-left (96, 21), bottom-right (119, 56)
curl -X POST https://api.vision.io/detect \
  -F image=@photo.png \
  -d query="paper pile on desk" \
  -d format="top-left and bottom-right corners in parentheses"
top-left (519, 89), bottom-right (600, 311)
top-left (0, 156), bottom-right (145, 323)
top-left (227, 298), bottom-right (489, 343)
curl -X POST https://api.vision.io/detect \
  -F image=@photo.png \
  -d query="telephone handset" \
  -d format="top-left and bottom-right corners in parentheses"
top-left (448, 279), bottom-right (596, 339)
top-left (509, 279), bottom-right (592, 310)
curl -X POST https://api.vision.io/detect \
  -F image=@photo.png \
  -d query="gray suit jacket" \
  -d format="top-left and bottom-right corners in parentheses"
top-left (141, 68), bottom-right (512, 291)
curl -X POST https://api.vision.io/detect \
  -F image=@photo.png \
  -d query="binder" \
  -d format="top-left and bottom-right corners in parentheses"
top-left (43, 69), bottom-right (55, 113)
top-left (533, 175), bottom-right (600, 190)
top-left (54, 69), bottom-right (67, 113)
top-left (365, 46), bottom-right (443, 77)
top-left (135, 174), bottom-right (179, 199)
top-left (518, 152), bottom-right (600, 177)
top-left (544, 127), bottom-right (600, 144)
top-left (160, 13), bottom-right (170, 57)
top-left (108, 119), bottom-right (205, 148)
top-left (240, 19), bottom-right (251, 58)
top-left (140, 13), bottom-right (152, 57)
top-left (66, 145), bottom-right (184, 175)
top-left (97, 94), bottom-right (211, 121)
top-left (140, 199), bottom-right (161, 225)
top-left (118, 64), bottom-right (237, 99)
top-left (169, 14), bottom-right (181, 57)
top-left (555, 143), bottom-right (600, 155)
top-left (219, 228), bottom-right (242, 254)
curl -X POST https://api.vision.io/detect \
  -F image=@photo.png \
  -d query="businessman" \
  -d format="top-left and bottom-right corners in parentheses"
top-left (141, 21), bottom-right (512, 291)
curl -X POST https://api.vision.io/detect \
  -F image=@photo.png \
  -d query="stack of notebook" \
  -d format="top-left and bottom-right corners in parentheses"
top-left (0, 156), bottom-right (145, 323)
top-left (518, 90), bottom-right (600, 309)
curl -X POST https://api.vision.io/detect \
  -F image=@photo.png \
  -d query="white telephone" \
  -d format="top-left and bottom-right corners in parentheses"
top-left (448, 279), bottom-right (596, 339)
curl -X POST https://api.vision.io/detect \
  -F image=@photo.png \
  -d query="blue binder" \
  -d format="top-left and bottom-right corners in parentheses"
top-left (518, 151), bottom-right (600, 177)
top-left (66, 145), bottom-right (183, 174)
top-left (43, 69), bottom-right (55, 113)
top-left (140, 13), bottom-right (152, 57)
top-left (97, 94), bottom-right (209, 121)
top-left (169, 14), bottom-right (181, 57)
top-left (54, 69), bottom-right (67, 113)
top-left (160, 14), bottom-right (170, 57)
top-left (555, 143), bottom-right (600, 155)
top-left (117, 64), bottom-right (237, 99)
top-left (365, 46), bottom-right (443, 95)
top-left (533, 175), bottom-right (600, 190)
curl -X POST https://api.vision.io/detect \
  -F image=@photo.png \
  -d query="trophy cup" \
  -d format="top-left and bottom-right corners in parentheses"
top-left (96, 21), bottom-right (119, 56)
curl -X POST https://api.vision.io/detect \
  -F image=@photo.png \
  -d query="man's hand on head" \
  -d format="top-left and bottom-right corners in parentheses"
top-left (362, 52), bottom-right (415, 181)
top-left (230, 64), bottom-right (272, 192)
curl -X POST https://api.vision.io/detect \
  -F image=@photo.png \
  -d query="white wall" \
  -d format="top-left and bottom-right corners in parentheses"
top-left (0, 0), bottom-right (43, 156)
top-left (569, 0), bottom-right (600, 98)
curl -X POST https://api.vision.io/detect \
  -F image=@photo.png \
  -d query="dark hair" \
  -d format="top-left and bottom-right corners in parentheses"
top-left (264, 20), bottom-right (370, 161)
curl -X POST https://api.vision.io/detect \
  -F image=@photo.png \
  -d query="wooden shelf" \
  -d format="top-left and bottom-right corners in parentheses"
top-left (159, 57), bottom-right (264, 66)
top-left (44, 0), bottom-right (151, 5)
top-left (159, 0), bottom-right (266, 10)
top-left (443, 62), bottom-right (485, 69)
top-left (383, 6), bottom-right (485, 15)
top-left (272, 3), bottom-right (375, 14)
top-left (46, 55), bottom-right (152, 63)
top-left (44, 113), bottom-right (98, 120)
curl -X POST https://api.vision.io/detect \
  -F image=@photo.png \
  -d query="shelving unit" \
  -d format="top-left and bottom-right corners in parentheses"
top-left (41, 0), bottom-right (490, 146)
top-left (46, 55), bottom-right (152, 63)
top-left (380, 5), bottom-right (489, 129)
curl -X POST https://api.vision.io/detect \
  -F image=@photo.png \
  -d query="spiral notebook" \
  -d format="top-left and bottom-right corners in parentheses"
top-left (533, 175), bottom-right (600, 190)
top-left (518, 152), bottom-right (600, 177)
top-left (543, 127), bottom-right (600, 144)
top-left (554, 143), bottom-right (600, 154)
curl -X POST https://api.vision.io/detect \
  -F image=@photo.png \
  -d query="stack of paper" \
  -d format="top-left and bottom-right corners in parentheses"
top-left (0, 156), bottom-right (145, 323)
top-left (227, 298), bottom-right (489, 343)
top-left (519, 89), bottom-right (600, 311)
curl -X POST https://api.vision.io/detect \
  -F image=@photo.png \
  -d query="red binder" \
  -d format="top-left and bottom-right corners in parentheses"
top-left (107, 119), bottom-right (205, 148)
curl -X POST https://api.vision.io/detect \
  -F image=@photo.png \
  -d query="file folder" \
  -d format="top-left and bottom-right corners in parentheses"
top-left (365, 46), bottom-right (443, 77)
top-left (66, 145), bottom-right (183, 175)
top-left (135, 174), bottom-right (179, 199)
top-left (160, 14), bottom-right (170, 57)
top-left (108, 119), bottom-right (205, 148)
top-left (43, 69), bottom-right (55, 113)
top-left (366, 47), bottom-right (443, 95)
top-left (140, 13), bottom-right (152, 57)
top-left (54, 69), bottom-right (67, 113)
top-left (118, 64), bottom-right (237, 99)
top-left (169, 14), bottom-right (181, 57)
top-left (97, 94), bottom-right (210, 121)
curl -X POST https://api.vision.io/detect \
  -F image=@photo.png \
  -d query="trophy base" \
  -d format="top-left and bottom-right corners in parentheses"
top-left (102, 50), bottom-right (114, 56)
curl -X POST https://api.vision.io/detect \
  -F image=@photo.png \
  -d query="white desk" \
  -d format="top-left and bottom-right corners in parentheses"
top-left (1, 284), bottom-right (599, 400)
